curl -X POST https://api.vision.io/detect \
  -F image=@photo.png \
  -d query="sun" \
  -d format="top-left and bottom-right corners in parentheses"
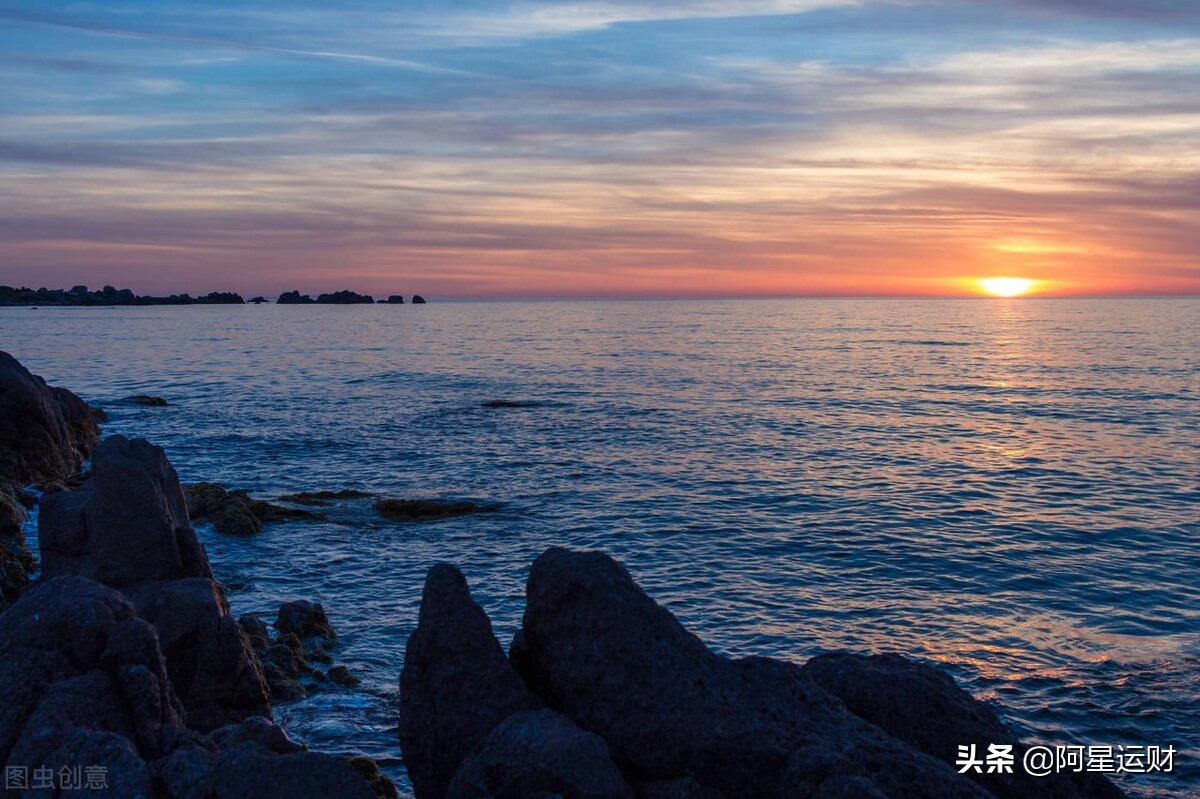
top-left (978, 277), bottom-right (1036, 297)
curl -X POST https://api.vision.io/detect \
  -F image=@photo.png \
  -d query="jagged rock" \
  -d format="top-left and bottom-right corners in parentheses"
top-left (375, 498), bottom-right (483, 522)
top-left (126, 578), bottom-right (271, 732)
top-left (39, 435), bottom-right (212, 587)
top-left (185, 482), bottom-right (319, 536)
top-left (511, 548), bottom-right (998, 799)
top-left (248, 296), bottom-right (268, 304)
top-left (399, 564), bottom-right (540, 799)
top-left (446, 709), bottom-right (634, 799)
top-left (239, 603), bottom-right (355, 702)
top-left (801, 653), bottom-right (1125, 799)
top-left (124, 394), bottom-right (169, 407)
top-left (277, 290), bottom-right (316, 304)
top-left (36, 437), bottom-right (270, 731)
top-left (0, 350), bottom-right (100, 487)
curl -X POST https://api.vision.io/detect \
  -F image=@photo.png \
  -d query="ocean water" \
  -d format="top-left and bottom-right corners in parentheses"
top-left (4, 298), bottom-right (1197, 798)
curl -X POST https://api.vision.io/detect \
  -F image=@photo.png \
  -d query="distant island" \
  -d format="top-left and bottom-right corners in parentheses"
top-left (0, 285), bottom-right (426, 306)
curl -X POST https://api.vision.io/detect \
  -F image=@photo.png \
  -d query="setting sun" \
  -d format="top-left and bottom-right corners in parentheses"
top-left (978, 277), bottom-right (1037, 297)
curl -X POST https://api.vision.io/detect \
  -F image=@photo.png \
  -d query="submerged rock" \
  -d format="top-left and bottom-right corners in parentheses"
top-left (375, 498), bottom-right (484, 522)
top-left (124, 394), bottom-right (170, 407)
top-left (446, 709), bottom-right (634, 799)
top-left (279, 488), bottom-right (373, 506)
top-left (480, 399), bottom-right (542, 409)
top-left (399, 564), bottom-right (539, 799)
top-left (239, 601), bottom-right (358, 702)
top-left (185, 482), bottom-right (320, 535)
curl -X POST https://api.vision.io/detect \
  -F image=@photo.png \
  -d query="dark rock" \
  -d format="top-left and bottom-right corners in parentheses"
top-left (512, 548), bottom-right (996, 799)
top-left (90, 404), bottom-right (110, 422)
top-left (480, 399), bottom-right (542, 408)
top-left (127, 577), bottom-right (271, 732)
top-left (384, 295), bottom-right (405, 304)
top-left (446, 709), bottom-right (634, 799)
top-left (124, 394), bottom-right (169, 406)
top-left (399, 563), bottom-right (540, 799)
top-left (375, 498), bottom-right (484, 522)
top-left (1, 285), bottom-right (243, 306)
top-left (249, 296), bottom-right (268, 304)
top-left (347, 755), bottom-right (401, 799)
top-left (185, 482), bottom-right (320, 535)
top-left (0, 350), bottom-right (100, 487)
top-left (39, 435), bottom-right (213, 587)
top-left (277, 290), bottom-right (316, 304)
top-left (0, 577), bottom-right (186, 771)
top-left (802, 653), bottom-right (1126, 799)
top-left (327, 665), bottom-right (361, 688)
top-left (412, 295), bottom-right (427, 303)
top-left (637, 777), bottom-right (725, 799)
top-left (160, 718), bottom-right (378, 799)
top-left (316, 290), bottom-right (375, 304)
top-left (279, 488), bottom-right (373, 506)
top-left (276, 599), bottom-right (336, 645)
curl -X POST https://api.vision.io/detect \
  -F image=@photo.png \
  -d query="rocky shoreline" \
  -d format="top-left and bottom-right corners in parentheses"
top-left (0, 286), bottom-right (427, 306)
top-left (0, 351), bottom-right (1129, 798)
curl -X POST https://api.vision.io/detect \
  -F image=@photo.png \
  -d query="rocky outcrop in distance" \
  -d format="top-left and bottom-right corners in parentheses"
top-left (278, 289), bottom-right (391, 304)
top-left (399, 548), bottom-right (1127, 799)
top-left (0, 285), bottom-right (244, 306)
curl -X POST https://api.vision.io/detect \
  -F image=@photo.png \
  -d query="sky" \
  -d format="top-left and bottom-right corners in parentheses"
top-left (1, 1), bottom-right (1198, 298)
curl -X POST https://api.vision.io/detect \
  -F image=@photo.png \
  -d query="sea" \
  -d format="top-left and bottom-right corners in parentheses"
top-left (4, 298), bottom-right (1198, 798)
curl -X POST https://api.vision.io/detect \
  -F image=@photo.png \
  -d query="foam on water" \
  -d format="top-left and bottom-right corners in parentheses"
top-left (5, 298), bottom-right (1198, 798)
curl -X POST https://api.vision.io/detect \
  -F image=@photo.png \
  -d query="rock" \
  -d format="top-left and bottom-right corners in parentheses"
top-left (511, 548), bottom-right (997, 799)
top-left (126, 577), bottom-right (271, 732)
top-left (412, 295), bottom-right (427, 303)
top-left (0, 350), bottom-right (100, 487)
top-left (39, 435), bottom-right (213, 587)
top-left (0, 490), bottom-right (33, 609)
top-left (375, 498), bottom-right (484, 522)
top-left (279, 488), bottom-right (373, 506)
top-left (327, 665), bottom-right (361, 688)
top-left (0, 577), bottom-right (187, 773)
top-left (316, 290), bottom-right (375, 304)
top-left (276, 599), bottom-right (337, 645)
top-left (249, 296), bottom-right (269, 304)
top-left (637, 777), bottom-right (725, 799)
top-left (124, 394), bottom-right (169, 406)
top-left (399, 564), bottom-right (540, 799)
top-left (801, 653), bottom-right (1125, 799)
top-left (446, 709), bottom-right (634, 799)
top-left (347, 755), bottom-right (401, 799)
top-left (159, 718), bottom-right (378, 799)
top-left (277, 290), bottom-right (316, 304)
top-left (480, 399), bottom-right (542, 409)
top-left (384, 295), bottom-right (405, 304)
top-left (185, 482), bottom-right (320, 535)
